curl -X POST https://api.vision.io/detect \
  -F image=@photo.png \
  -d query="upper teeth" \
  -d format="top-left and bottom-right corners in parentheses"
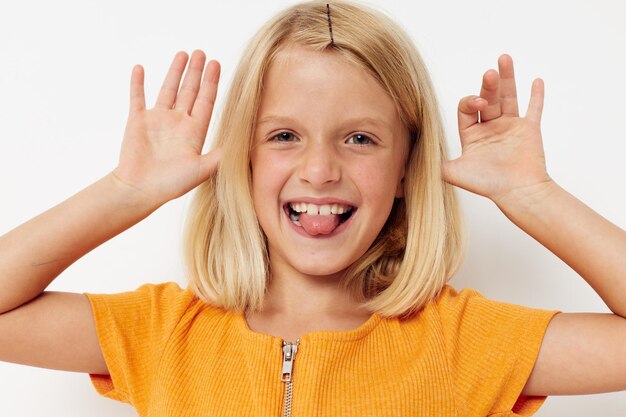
top-left (289, 202), bottom-right (352, 215)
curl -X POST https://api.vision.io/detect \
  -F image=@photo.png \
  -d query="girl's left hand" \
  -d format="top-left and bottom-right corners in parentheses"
top-left (442, 54), bottom-right (553, 205)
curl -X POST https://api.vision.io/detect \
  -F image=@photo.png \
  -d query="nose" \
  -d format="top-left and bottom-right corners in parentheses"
top-left (297, 140), bottom-right (341, 188)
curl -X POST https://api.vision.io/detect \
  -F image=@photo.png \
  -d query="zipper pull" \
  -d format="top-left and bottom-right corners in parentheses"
top-left (281, 339), bottom-right (300, 382)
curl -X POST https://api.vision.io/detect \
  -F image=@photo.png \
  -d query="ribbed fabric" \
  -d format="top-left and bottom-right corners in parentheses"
top-left (84, 282), bottom-right (561, 417)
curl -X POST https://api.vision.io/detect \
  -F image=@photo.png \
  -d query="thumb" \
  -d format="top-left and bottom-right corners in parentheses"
top-left (198, 147), bottom-right (224, 180)
top-left (441, 159), bottom-right (461, 187)
top-left (526, 78), bottom-right (545, 124)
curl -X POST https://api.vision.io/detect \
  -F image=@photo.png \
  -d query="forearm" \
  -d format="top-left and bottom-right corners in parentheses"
top-left (0, 172), bottom-right (161, 314)
top-left (495, 180), bottom-right (626, 317)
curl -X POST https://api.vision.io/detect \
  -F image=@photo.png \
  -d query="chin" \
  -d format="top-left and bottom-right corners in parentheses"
top-left (288, 254), bottom-right (360, 278)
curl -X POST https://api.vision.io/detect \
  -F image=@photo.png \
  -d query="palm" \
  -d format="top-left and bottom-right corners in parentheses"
top-left (442, 55), bottom-right (550, 204)
top-left (113, 50), bottom-right (223, 205)
top-left (120, 108), bottom-right (207, 197)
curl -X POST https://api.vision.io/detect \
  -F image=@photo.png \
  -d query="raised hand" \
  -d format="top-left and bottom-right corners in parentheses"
top-left (442, 54), bottom-right (552, 205)
top-left (112, 50), bottom-right (223, 206)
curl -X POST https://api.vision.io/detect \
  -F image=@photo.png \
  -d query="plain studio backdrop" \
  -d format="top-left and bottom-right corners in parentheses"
top-left (0, 0), bottom-right (624, 415)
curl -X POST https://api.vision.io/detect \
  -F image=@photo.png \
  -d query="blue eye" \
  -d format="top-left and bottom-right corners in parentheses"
top-left (270, 131), bottom-right (297, 142)
top-left (347, 134), bottom-right (374, 146)
top-left (269, 131), bottom-right (374, 145)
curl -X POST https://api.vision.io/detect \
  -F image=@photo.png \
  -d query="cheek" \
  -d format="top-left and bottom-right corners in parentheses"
top-left (353, 157), bottom-right (402, 203)
top-left (251, 152), bottom-right (292, 210)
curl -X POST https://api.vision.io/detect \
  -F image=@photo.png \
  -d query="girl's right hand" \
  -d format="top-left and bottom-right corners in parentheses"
top-left (112, 50), bottom-right (223, 206)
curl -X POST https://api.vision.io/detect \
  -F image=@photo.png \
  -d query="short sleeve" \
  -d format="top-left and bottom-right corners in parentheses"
top-left (83, 282), bottom-right (196, 405)
top-left (434, 284), bottom-right (562, 417)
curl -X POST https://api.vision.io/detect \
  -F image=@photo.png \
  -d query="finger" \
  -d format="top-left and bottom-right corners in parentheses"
top-left (190, 60), bottom-right (221, 126)
top-left (497, 54), bottom-right (519, 117)
top-left (129, 65), bottom-right (146, 113)
top-left (478, 69), bottom-right (502, 122)
top-left (155, 51), bottom-right (189, 109)
top-left (458, 95), bottom-right (487, 132)
top-left (173, 50), bottom-right (206, 114)
top-left (526, 78), bottom-right (545, 124)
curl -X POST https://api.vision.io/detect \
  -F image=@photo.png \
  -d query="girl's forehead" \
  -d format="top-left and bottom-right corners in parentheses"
top-left (268, 45), bottom-right (372, 85)
top-left (259, 45), bottom-right (401, 128)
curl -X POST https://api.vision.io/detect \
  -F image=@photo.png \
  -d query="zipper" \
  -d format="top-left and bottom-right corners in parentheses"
top-left (281, 338), bottom-right (301, 417)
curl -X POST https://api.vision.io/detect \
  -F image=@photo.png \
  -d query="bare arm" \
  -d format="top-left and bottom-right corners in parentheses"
top-left (445, 54), bottom-right (626, 317)
top-left (0, 50), bottom-right (222, 373)
top-left (0, 172), bottom-right (158, 315)
top-left (445, 54), bottom-right (626, 397)
top-left (496, 181), bottom-right (626, 317)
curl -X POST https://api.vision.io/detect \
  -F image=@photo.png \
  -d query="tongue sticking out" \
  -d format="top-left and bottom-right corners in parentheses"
top-left (298, 213), bottom-right (341, 235)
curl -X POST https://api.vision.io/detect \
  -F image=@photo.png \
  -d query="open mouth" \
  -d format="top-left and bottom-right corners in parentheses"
top-left (284, 202), bottom-right (356, 236)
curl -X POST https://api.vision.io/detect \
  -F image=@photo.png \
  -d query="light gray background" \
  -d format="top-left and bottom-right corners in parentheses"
top-left (1, 0), bottom-right (624, 415)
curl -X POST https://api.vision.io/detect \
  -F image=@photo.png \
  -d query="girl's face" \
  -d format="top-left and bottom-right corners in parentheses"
top-left (251, 44), bottom-right (409, 279)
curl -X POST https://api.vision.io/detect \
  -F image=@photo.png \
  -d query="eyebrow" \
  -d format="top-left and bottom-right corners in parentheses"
top-left (257, 114), bottom-right (392, 131)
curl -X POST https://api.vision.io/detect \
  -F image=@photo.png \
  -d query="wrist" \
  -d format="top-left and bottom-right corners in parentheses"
top-left (106, 170), bottom-right (166, 211)
top-left (492, 178), bottom-right (561, 214)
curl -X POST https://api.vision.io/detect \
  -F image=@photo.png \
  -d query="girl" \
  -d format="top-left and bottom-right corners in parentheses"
top-left (1, 1), bottom-right (625, 416)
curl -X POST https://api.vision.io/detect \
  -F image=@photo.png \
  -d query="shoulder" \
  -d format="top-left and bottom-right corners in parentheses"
top-left (85, 281), bottom-right (196, 311)
top-left (432, 283), bottom-right (480, 306)
top-left (427, 283), bottom-right (560, 362)
top-left (426, 284), bottom-right (561, 415)
top-left (83, 281), bottom-right (216, 334)
top-left (431, 283), bottom-right (555, 322)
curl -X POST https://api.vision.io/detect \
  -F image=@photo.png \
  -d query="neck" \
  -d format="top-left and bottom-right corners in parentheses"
top-left (249, 257), bottom-right (371, 319)
top-left (243, 258), bottom-right (374, 340)
top-left (268, 276), bottom-right (361, 316)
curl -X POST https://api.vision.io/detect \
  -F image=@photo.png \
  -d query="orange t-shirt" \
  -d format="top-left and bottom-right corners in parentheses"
top-left (84, 282), bottom-right (561, 416)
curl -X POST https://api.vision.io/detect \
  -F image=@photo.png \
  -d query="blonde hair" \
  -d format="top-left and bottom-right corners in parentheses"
top-left (182, 0), bottom-right (465, 319)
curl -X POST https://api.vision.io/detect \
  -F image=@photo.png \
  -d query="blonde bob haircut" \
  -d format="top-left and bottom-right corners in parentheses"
top-left (183, 0), bottom-right (466, 319)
